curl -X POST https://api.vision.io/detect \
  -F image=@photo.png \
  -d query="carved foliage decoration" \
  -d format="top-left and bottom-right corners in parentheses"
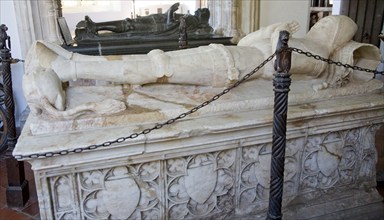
top-left (78, 162), bottom-right (161, 219)
top-left (166, 150), bottom-right (236, 219)
top-left (238, 140), bottom-right (301, 215)
top-left (300, 126), bottom-right (379, 192)
top-left (46, 125), bottom-right (381, 219)
top-left (239, 144), bottom-right (271, 211)
top-left (283, 138), bottom-right (304, 199)
top-left (50, 175), bottom-right (78, 219)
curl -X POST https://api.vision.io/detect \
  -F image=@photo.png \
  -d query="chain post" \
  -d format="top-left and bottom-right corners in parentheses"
top-left (267, 31), bottom-right (292, 220)
top-left (1, 24), bottom-right (30, 207)
top-left (1, 49), bottom-right (16, 151)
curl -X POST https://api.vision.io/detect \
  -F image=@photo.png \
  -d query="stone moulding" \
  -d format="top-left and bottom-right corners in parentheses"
top-left (26, 77), bottom-right (383, 136)
top-left (14, 88), bottom-right (384, 219)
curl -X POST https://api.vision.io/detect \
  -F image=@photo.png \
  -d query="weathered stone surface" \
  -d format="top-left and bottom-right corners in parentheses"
top-left (26, 77), bottom-right (383, 135)
top-left (14, 87), bottom-right (384, 219)
top-left (15, 14), bottom-right (384, 219)
top-left (23, 16), bottom-right (381, 119)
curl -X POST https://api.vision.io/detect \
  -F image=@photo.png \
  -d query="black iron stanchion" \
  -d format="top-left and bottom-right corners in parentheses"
top-left (1, 49), bottom-right (16, 149)
top-left (1, 24), bottom-right (29, 207)
top-left (267, 30), bottom-right (292, 220)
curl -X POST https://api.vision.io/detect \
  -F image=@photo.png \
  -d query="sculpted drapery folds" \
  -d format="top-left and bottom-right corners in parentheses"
top-left (23, 15), bottom-right (381, 118)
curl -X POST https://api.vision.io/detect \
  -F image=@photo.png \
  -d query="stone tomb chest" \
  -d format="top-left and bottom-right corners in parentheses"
top-left (14, 76), bottom-right (384, 219)
top-left (14, 14), bottom-right (384, 219)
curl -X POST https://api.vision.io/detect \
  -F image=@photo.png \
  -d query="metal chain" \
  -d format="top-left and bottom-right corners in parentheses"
top-left (12, 46), bottom-right (384, 160)
top-left (289, 47), bottom-right (384, 78)
top-left (0, 58), bottom-right (24, 63)
top-left (14, 53), bottom-right (276, 160)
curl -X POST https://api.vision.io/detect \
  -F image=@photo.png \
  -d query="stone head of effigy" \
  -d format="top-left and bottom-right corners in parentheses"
top-left (305, 15), bottom-right (358, 52)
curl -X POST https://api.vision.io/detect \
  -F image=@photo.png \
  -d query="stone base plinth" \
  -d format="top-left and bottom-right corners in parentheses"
top-left (14, 78), bottom-right (384, 219)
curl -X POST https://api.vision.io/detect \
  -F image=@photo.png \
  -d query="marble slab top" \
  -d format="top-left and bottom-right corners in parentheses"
top-left (14, 77), bottom-right (384, 162)
top-left (27, 77), bottom-right (383, 136)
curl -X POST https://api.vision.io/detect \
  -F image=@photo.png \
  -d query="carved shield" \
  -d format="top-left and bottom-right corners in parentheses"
top-left (317, 133), bottom-right (343, 177)
top-left (184, 163), bottom-right (217, 204)
top-left (103, 176), bottom-right (140, 219)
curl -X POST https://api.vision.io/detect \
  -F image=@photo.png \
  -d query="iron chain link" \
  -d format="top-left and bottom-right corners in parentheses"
top-left (14, 47), bottom-right (384, 159)
top-left (14, 53), bottom-right (276, 160)
top-left (288, 47), bottom-right (384, 78)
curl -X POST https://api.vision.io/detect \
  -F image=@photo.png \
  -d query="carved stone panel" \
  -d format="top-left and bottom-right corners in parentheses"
top-left (49, 175), bottom-right (79, 219)
top-left (48, 161), bottom-right (161, 219)
top-left (166, 150), bottom-right (236, 219)
top-left (237, 138), bottom-right (302, 216)
top-left (41, 124), bottom-right (382, 219)
top-left (300, 126), bottom-right (379, 193)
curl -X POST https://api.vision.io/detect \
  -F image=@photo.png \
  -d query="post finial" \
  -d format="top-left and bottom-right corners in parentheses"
top-left (0, 24), bottom-right (10, 50)
top-left (274, 30), bottom-right (291, 74)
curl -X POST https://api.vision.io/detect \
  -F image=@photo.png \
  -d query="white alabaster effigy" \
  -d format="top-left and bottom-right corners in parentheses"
top-left (23, 15), bottom-right (380, 120)
top-left (15, 15), bottom-right (384, 219)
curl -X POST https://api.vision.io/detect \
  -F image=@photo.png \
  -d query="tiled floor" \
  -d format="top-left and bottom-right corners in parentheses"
top-left (378, 182), bottom-right (384, 198)
top-left (0, 155), bottom-right (39, 220)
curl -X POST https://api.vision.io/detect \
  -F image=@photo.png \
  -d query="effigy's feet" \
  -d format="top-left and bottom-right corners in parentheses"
top-left (276, 21), bottom-right (300, 35)
top-left (287, 21), bottom-right (300, 34)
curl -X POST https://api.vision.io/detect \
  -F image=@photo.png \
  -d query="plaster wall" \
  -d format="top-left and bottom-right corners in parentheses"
top-left (332, 0), bottom-right (342, 14)
top-left (260, 0), bottom-right (311, 38)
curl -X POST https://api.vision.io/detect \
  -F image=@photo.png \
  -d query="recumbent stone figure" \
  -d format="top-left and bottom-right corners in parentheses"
top-left (23, 15), bottom-right (381, 118)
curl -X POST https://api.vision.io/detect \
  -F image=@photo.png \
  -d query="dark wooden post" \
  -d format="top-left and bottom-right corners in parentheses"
top-left (267, 30), bottom-right (292, 220)
top-left (1, 24), bottom-right (29, 207)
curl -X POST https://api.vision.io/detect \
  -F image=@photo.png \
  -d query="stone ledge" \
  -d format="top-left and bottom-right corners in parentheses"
top-left (14, 89), bottom-right (384, 169)
top-left (13, 83), bottom-right (384, 219)
top-left (27, 77), bottom-right (383, 136)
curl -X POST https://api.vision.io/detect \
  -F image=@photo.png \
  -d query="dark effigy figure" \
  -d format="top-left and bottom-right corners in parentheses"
top-left (178, 15), bottom-right (188, 49)
top-left (0, 24), bottom-right (10, 50)
top-left (74, 2), bottom-right (213, 42)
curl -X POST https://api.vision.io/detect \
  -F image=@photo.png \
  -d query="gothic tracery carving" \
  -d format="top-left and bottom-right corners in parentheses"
top-left (300, 127), bottom-right (379, 192)
top-left (45, 125), bottom-right (381, 219)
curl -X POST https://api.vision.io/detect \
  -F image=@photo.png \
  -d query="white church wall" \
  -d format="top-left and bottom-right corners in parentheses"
top-left (259, 0), bottom-right (311, 38)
